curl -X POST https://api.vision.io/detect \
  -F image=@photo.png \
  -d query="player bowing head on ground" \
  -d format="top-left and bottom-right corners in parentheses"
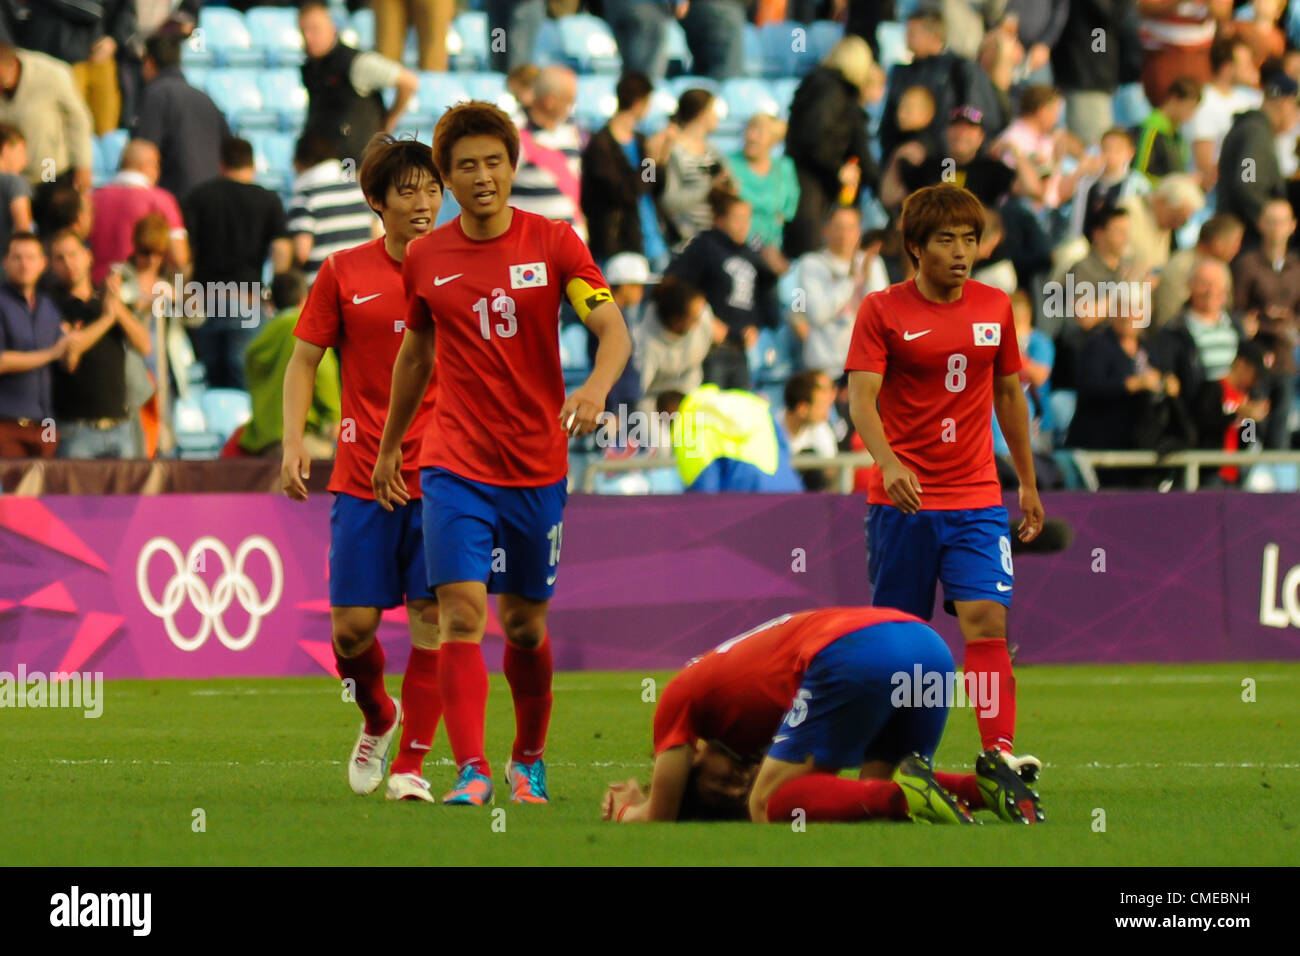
top-left (373, 101), bottom-right (632, 806)
top-left (282, 133), bottom-right (444, 803)
top-left (603, 607), bottom-right (1039, 825)
top-left (845, 182), bottom-right (1045, 818)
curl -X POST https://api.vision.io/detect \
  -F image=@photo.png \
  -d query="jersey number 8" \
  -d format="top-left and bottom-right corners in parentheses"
top-left (945, 354), bottom-right (967, 392)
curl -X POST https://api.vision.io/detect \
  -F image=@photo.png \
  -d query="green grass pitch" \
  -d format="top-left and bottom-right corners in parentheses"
top-left (6, 662), bottom-right (1298, 866)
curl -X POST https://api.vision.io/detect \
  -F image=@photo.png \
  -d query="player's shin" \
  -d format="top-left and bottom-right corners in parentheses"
top-left (438, 641), bottom-right (490, 776)
top-left (334, 638), bottom-right (395, 735)
top-left (391, 647), bottom-right (441, 776)
top-left (503, 632), bottom-right (553, 764)
top-left (963, 638), bottom-right (1017, 754)
top-left (765, 774), bottom-right (910, 823)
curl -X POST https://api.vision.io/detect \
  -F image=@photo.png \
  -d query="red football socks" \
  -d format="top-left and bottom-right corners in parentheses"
top-left (765, 774), bottom-right (910, 823)
top-left (334, 639), bottom-right (395, 736)
top-left (503, 634), bottom-right (554, 764)
top-left (933, 771), bottom-right (985, 809)
top-left (390, 647), bottom-right (442, 776)
top-left (439, 641), bottom-right (490, 776)
top-left (963, 638), bottom-right (1017, 753)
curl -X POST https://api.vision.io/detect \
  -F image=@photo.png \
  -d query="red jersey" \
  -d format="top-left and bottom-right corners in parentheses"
top-left (653, 606), bottom-right (921, 760)
top-left (402, 208), bottom-right (612, 486)
top-left (844, 278), bottom-right (1021, 510)
top-left (294, 237), bottom-right (436, 499)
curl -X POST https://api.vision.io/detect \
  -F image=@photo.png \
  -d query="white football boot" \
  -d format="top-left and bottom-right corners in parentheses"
top-left (347, 699), bottom-right (401, 795)
top-left (386, 772), bottom-right (436, 803)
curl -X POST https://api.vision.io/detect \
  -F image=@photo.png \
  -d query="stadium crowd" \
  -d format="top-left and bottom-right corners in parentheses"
top-left (0, 0), bottom-right (1298, 491)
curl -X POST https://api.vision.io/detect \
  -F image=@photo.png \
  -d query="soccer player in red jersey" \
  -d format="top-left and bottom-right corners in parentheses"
top-left (601, 607), bottom-right (1040, 824)
top-left (844, 183), bottom-right (1045, 815)
top-left (281, 135), bottom-right (444, 803)
top-left (373, 102), bottom-right (632, 806)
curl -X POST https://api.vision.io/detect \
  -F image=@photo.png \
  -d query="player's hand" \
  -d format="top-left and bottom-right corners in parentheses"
top-left (1017, 485), bottom-right (1044, 543)
top-left (881, 459), bottom-right (923, 514)
top-left (281, 442), bottom-right (311, 502)
top-left (371, 447), bottom-right (409, 512)
top-left (559, 385), bottom-right (605, 438)
top-left (602, 778), bottom-right (645, 821)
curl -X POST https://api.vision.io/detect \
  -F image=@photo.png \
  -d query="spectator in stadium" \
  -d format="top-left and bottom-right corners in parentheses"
top-left (1051, 0), bottom-right (1140, 146)
top-left (9, 0), bottom-right (135, 136)
top-left (0, 123), bottom-right (32, 251)
top-left (0, 43), bottom-right (94, 226)
top-left (604, 0), bottom-right (672, 80)
top-left (680, 0), bottom-right (747, 81)
top-left (993, 289), bottom-right (1057, 480)
top-left (580, 71), bottom-right (670, 270)
top-left (47, 230), bottom-right (152, 459)
top-left (783, 35), bottom-right (879, 258)
top-left (88, 140), bottom-right (188, 286)
top-left (1068, 128), bottom-right (1152, 240)
top-left (1137, 0), bottom-right (1224, 107)
top-left (789, 205), bottom-right (881, 380)
top-left (971, 206), bottom-right (1017, 296)
top-left (635, 275), bottom-right (715, 413)
top-left (504, 64), bottom-right (539, 125)
top-left (666, 188), bottom-right (782, 389)
top-left (976, 24), bottom-right (1025, 127)
top-left (1218, 0), bottom-right (1285, 70)
top-left (659, 87), bottom-right (729, 250)
top-left (182, 138), bottom-right (293, 390)
top-left (373, 0), bottom-right (454, 72)
top-left (298, 0), bottom-right (418, 166)
top-left (882, 105), bottom-right (1018, 214)
top-left (1217, 73), bottom-right (1298, 248)
top-left (1233, 198), bottom-right (1300, 450)
top-left (992, 85), bottom-right (1101, 213)
top-left (1003, 0), bottom-right (1068, 82)
top-left (1051, 204), bottom-right (1133, 379)
top-left (1186, 35), bottom-right (1261, 193)
top-left (890, 86), bottom-right (941, 160)
top-left (513, 64), bottom-right (586, 240)
top-left (484, 0), bottom-right (545, 73)
top-left (234, 270), bottom-right (339, 459)
top-left (1152, 212), bottom-right (1243, 329)
top-left (0, 232), bottom-right (69, 457)
top-left (664, 383), bottom-right (804, 493)
top-left (121, 0), bottom-right (200, 129)
top-left (133, 33), bottom-right (230, 202)
top-left (1134, 76), bottom-right (1202, 182)
top-left (1119, 172), bottom-right (1205, 280)
top-left (585, 251), bottom-right (648, 424)
top-left (287, 131), bottom-right (376, 286)
top-left (728, 114), bottom-right (799, 257)
top-left (1188, 340), bottom-right (1272, 486)
top-left (1151, 257), bottom-right (1244, 403)
top-left (781, 370), bottom-right (838, 492)
top-left (877, 11), bottom-right (1001, 164)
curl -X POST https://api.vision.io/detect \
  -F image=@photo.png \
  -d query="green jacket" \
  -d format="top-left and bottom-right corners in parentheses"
top-left (239, 305), bottom-right (340, 454)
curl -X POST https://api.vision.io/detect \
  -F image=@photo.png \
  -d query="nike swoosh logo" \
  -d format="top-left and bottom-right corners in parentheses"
top-left (772, 735), bottom-right (789, 743)
top-left (996, 582), bottom-right (1013, 592)
top-left (546, 572), bottom-right (558, 586)
top-left (903, 329), bottom-right (932, 341)
top-left (433, 274), bottom-right (463, 286)
top-left (352, 293), bottom-right (381, 304)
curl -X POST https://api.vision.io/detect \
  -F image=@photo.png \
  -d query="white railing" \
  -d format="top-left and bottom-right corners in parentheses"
top-left (578, 451), bottom-right (876, 493)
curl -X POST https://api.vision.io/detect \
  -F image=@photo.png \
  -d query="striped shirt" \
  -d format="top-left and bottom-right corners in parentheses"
top-left (1185, 310), bottom-right (1240, 381)
top-left (287, 160), bottom-right (374, 284)
top-left (512, 117), bottom-right (586, 241)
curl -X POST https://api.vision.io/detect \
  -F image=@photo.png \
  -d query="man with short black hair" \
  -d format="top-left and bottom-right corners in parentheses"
top-left (0, 233), bottom-right (70, 457)
top-left (287, 130), bottom-right (375, 285)
top-left (1218, 74), bottom-right (1298, 248)
top-left (133, 33), bottom-right (230, 202)
top-left (782, 369), bottom-right (838, 492)
top-left (182, 138), bottom-right (293, 389)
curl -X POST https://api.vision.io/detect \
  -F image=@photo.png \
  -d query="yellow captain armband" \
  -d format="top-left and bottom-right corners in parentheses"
top-left (565, 278), bottom-right (614, 323)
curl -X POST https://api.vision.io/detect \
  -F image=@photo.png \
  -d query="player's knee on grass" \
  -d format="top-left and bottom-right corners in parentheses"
top-left (330, 607), bottom-right (383, 658)
top-left (749, 755), bottom-right (814, 823)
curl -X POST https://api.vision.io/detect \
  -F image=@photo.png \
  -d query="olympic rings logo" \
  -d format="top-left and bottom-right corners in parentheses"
top-left (136, 536), bottom-right (284, 652)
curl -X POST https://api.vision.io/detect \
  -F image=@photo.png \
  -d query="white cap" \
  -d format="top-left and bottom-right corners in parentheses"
top-left (602, 252), bottom-right (651, 287)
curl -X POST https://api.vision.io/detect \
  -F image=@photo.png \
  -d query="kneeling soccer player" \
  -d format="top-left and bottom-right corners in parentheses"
top-left (602, 606), bottom-right (1043, 824)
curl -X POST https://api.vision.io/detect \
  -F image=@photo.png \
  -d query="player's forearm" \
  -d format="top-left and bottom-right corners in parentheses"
top-left (848, 393), bottom-right (898, 470)
top-left (994, 388), bottom-right (1038, 490)
top-left (0, 348), bottom-right (59, 375)
top-left (379, 333), bottom-right (434, 454)
top-left (583, 317), bottom-right (632, 397)
top-left (282, 350), bottom-right (320, 450)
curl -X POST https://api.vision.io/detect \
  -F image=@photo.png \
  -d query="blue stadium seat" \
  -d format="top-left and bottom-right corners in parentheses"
top-left (450, 11), bottom-right (490, 71)
top-left (196, 7), bottom-right (262, 68)
top-left (246, 6), bottom-right (305, 67)
top-left (876, 21), bottom-right (909, 73)
top-left (349, 8), bottom-right (375, 51)
top-left (98, 129), bottom-right (129, 175)
top-left (532, 18), bottom-right (564, 68)
top-left (575, 73), bottom-right (618, 130)
top-left (258, 69), bottom-right (308, 131)
top-left (414, 73), bottom-right (470, 119)
top-left (560, 322), bottom-right (591, 387)
top-left (246, 129), bottom-right (295, 193)
top-left (638, 85), bottom-right (681, 133)
top-left (1113, 83), bottom-right (1153, 129)
top-left (770, 76), bottom-right (799, 117)
top-left (807, 19), bottom-right (844, 65)
top-left (719, 77), bottom-right (783, 134)
top-left (759, 21), bottom-right (802, 78)
top-left (182, 63), bottom-right (210, 91)
top-left (459, 71), bottom-right (507, 108)
top-left (742, 23), bottom-right (764, 77)
top-left (665, 18), bottom-right (692, 76)
top-left (558, 13), bottom-right (622, 74)
top-left (172, 396), bottom-right (222, 459)
top-left (207, 69), bottom-right (279, 131)
top-left (201, 388), bottom-right (253, 444)
top-left (751, 325), bottom-right (798, 386)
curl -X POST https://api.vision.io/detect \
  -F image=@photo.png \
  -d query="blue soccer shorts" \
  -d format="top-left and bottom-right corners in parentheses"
top-left (328, 493), bottom-right (432, 608)
top-left (420, 467), bottom-right (568, 600)
top-left (766, 620), bottom-right (955, 769)
top-left (866, 504), bottom-right (1013, 620)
